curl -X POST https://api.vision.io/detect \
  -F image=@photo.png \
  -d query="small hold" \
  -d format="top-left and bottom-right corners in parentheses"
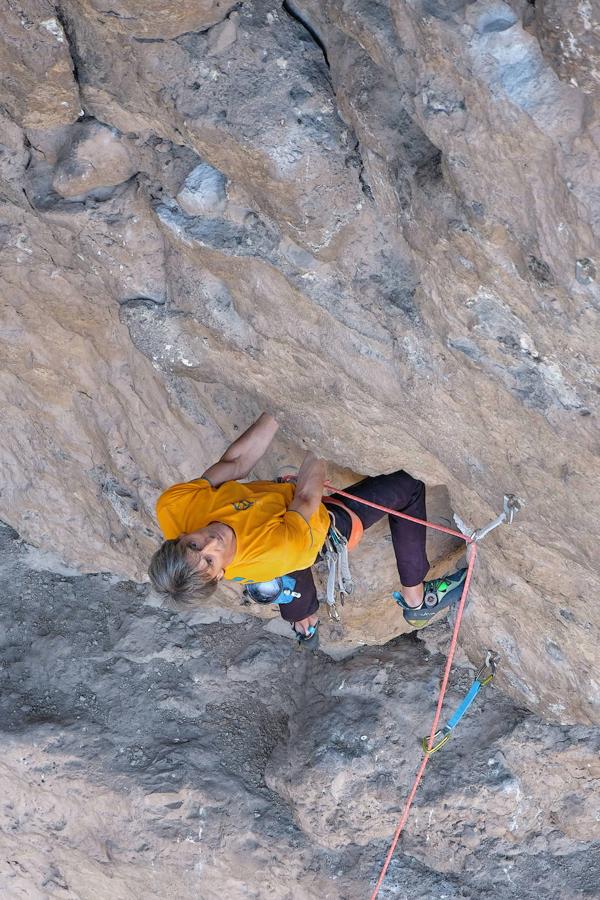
top-left (527, 255), bottom-right (554, 286)
top-left (176, 162), bottom-right (227, 217)
top-left (575, 258), bottom-right (596, 285)
top-left (545, 640), bottom-right (563, 662)
top-left (519, 333), bottom-right (540, 359)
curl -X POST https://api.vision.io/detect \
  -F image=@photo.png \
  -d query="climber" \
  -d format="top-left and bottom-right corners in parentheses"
top-left (149, 412), bottom-right (467, 648)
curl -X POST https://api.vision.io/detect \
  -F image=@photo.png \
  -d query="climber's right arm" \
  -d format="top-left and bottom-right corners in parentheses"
top-left (200, 413), bottom-right (279, 487)
top-left (288, 452), bottom-right (326, 523)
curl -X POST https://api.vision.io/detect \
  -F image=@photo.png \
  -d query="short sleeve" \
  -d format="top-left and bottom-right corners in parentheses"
top-left (279, 509), bottom-right (315, 552)
top-left (155, 479), bottom-right (212, 539)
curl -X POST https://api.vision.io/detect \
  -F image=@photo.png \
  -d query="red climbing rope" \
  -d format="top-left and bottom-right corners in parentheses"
top-left (322, 481), bottom-right (478, 899)
top-left (323, 482), bottom-right (474, 544)
top-left (368, 544), bottom-right (478, 900)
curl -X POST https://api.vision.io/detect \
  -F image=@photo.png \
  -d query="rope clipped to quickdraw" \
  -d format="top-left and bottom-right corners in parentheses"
top-left (278, 471), bottom-right (524, 899)
top-left (368, 542), bottom-right (478, 900)
top-left (361, 487), bottom-right (523, 900)
top-left (314, 485), bottom-right (523, 900)
top-left (421, 650), bottom-right (499, 755)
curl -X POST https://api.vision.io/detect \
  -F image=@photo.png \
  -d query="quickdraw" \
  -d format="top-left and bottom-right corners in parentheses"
top-left (365, 492), bottom-right (522, 899)
top-left (321, 510), bottom-right (353, 622)
top-left (277, 473), bottom-right (362, 623)
top-left (421, 651), bottom-right (499, 755)
top-left (453, 494), bottom-right (523, 543)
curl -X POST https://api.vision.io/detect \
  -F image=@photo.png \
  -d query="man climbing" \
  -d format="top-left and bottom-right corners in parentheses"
top-left (149, 412), bottom-right (467, 648)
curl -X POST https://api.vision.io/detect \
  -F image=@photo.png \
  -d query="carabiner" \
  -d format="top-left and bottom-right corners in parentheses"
top-left (419, 651), bottom-right (500, 755)
top-left (421, 728), bottom-right (452, 755)
top-left (475, 650), bottom-right (499, 686)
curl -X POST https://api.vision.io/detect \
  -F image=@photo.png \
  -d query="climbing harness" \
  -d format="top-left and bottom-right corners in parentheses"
top-left (278, 474), bottom-right (364, 622)
top-left (323, 497), bottom-right (364, 550)
top-left (319, 496), bottom-right (367, 621)
top-left (242, 575), bottom-right (301, 605)
top-left (421, 651), bottom-right (499, 754)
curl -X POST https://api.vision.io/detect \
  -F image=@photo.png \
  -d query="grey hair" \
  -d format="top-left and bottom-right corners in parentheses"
top-left (148, 539), bottom-right (219, 610)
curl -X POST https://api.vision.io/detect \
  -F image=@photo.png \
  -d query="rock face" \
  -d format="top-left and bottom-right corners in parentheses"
top-left (0, 1), bottom-right (80, 128)
top-left (1, 0), bottom-right (599, 730)
top-left (52, 120), bottom-right (138, 198)
top-left (73, 0), bottom-right (239, 40)
top-left (1, 523), bottom-right (599, 899)
top-left (536, 0), bottom-right (600, 94)
top-left (176, 162), bottom-right (228, 216)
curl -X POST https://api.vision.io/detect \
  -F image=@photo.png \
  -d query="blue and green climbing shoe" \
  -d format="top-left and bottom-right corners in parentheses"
top-left (293, 621), bottom-right (320, 652)
top-left (393, 568), bottom-right (468, 629)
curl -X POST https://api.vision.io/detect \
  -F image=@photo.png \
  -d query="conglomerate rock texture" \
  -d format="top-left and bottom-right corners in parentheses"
top-left (1, 2), bottom-right (600, 888)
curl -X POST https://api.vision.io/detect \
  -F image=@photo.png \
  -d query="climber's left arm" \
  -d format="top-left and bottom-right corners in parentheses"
top-left (200, 412), bottom-right (279, 487)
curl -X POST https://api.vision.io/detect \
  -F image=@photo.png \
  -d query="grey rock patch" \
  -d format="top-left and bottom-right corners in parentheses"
top-left (1, 522), bottom-right (600, 898)
top-left (176, 161), bottom-right (228, 216)
top-left (576, 257), bottom-right (596, 285)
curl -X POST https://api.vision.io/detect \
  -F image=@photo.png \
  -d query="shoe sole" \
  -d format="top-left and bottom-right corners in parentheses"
top-left (403, 581), bottom-right (466, 625)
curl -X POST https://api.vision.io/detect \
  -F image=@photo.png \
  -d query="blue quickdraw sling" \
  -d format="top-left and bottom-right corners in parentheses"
top-left (421, 651), bottom-right (499, 754)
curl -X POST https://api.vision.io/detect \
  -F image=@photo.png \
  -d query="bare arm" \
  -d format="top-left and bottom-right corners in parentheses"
top-left (201, 413), bottom-right (279, 487)
top-left (288, 452), bottom-right (326, 522)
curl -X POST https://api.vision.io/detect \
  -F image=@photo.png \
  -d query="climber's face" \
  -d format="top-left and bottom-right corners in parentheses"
top-left (179, 522), bottom-right (236, 581)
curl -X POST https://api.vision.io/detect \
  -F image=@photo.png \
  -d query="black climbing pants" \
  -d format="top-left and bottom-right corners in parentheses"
top-left (278, 470), bottom-right (430, 623)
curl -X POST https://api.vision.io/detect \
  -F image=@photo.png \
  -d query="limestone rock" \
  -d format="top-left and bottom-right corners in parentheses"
top-left (207, 9), bottom-right (240, 55)
top-left (76, 0), bottom-right (239, 40)
top-left (52, 120), bottom-right (138, 198)
top-left (0, 110), bottom-right (31, 204)
top-left (0, 0), bottom-right (599, 727)
top-left (56, 0), bottom-right (366, 251)
top-left (536, 0), bottom-right (600, 94)
top-left (176, 161), bottom-right (228, 216)
top-left (0, 0), bottom-right (80, 127)
top-left (1, 524), bottom-right (598, 899)
top-left (0, 199), bottom-right (202, 576)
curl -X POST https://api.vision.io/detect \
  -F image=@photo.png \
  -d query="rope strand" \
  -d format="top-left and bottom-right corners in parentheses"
top-left (321, 482), bottom-right (477, 899)
top-left (324, 482), bottom-right (473, 543)
top-left (367, 545), bottom-right (478, 899)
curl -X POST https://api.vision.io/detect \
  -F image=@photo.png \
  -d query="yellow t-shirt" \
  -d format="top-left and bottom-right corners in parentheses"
top-left (156, 478), bottom-right (330, 583)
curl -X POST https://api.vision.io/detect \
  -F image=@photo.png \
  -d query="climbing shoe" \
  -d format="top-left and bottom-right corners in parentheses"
top-left (393, 568), bottom-right (468, 629)
top-left (293, 621), bottom-right (319, 652)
